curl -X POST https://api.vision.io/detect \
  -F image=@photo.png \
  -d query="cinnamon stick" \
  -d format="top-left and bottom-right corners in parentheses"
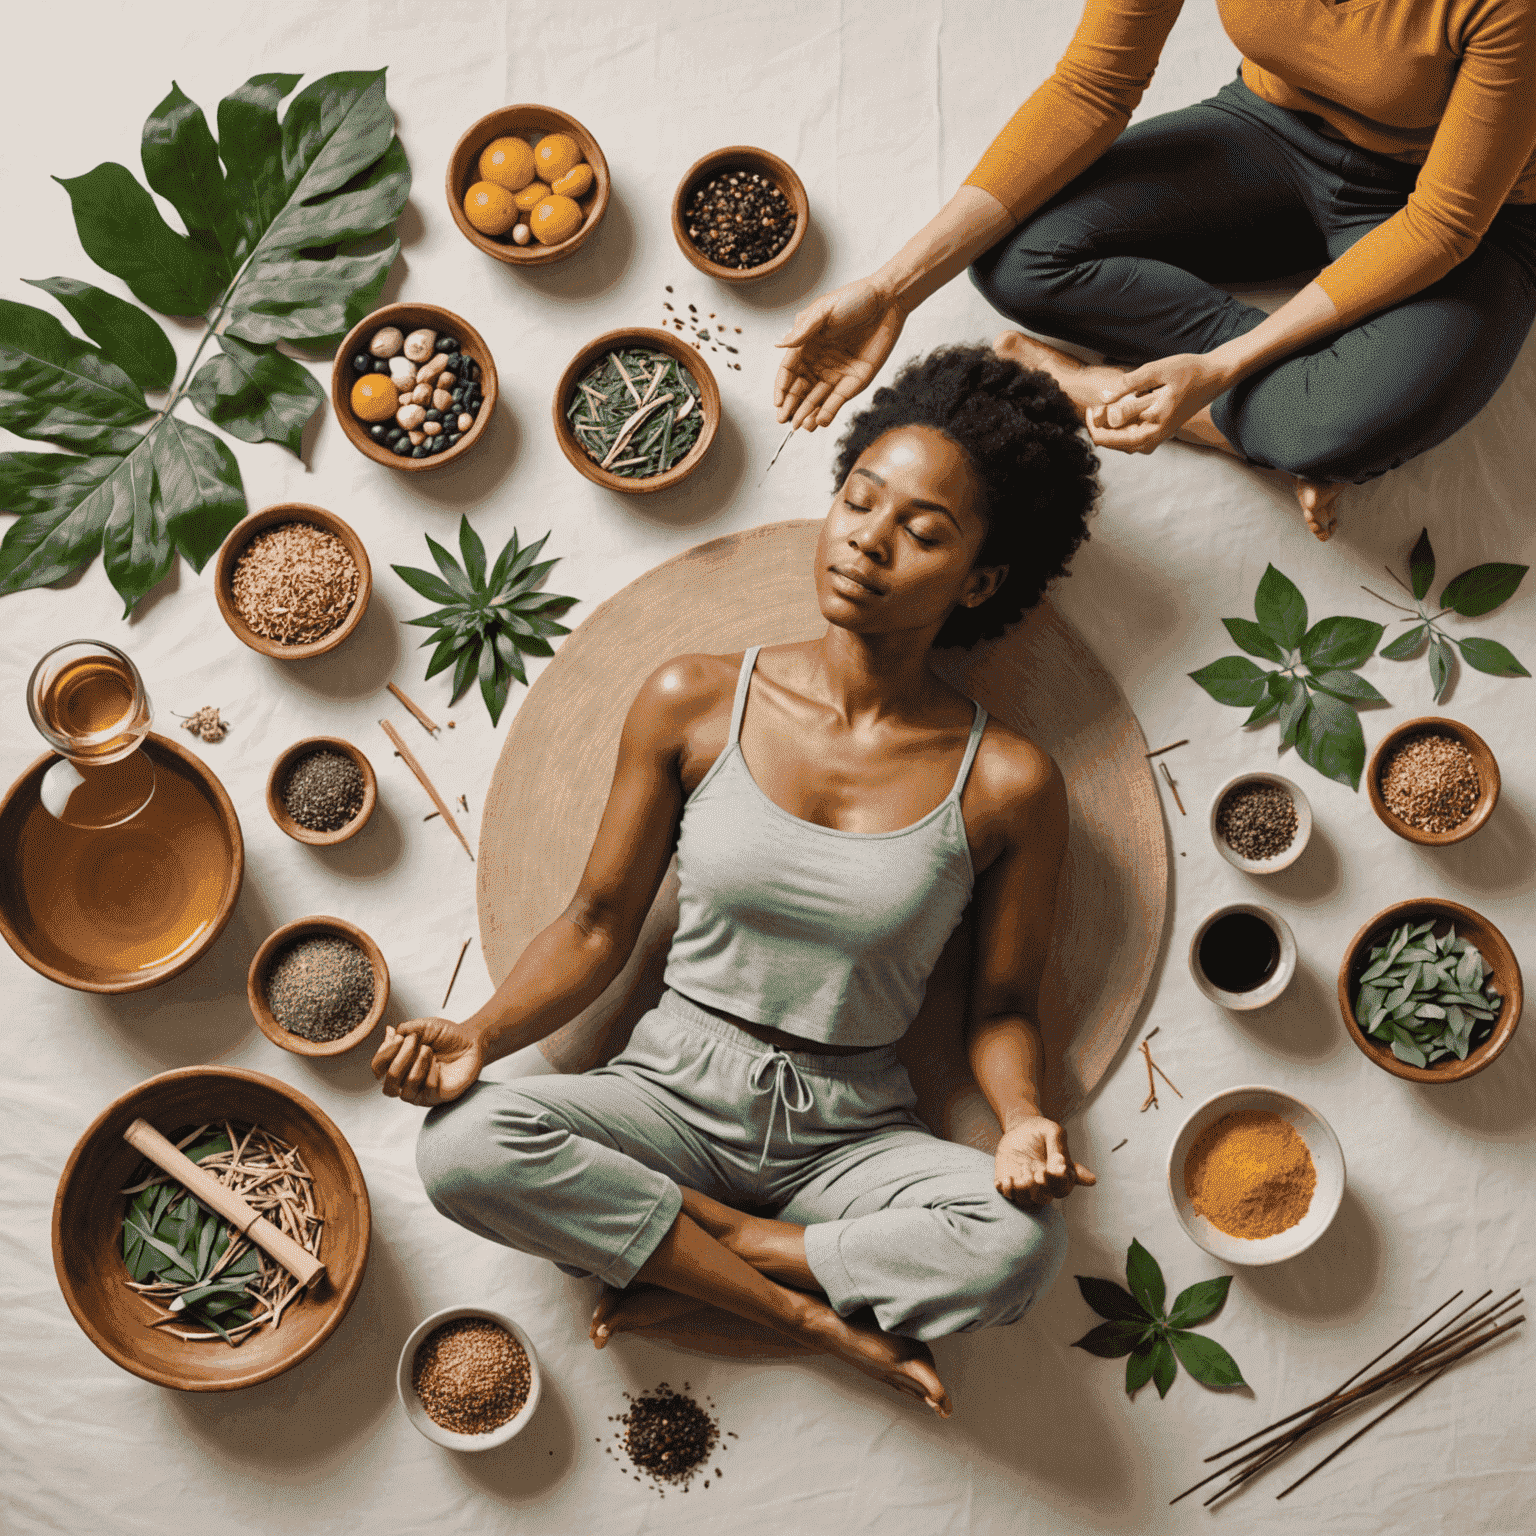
top-left (387, 682), bottom-right (440, 735)
top-left (379, 719), bottom-right (472, 860)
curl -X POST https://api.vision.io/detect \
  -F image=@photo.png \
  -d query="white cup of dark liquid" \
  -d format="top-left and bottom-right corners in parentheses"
top-left (1188, 903), bottom-right (1296, 1011)
top-left (26, 640), bottom-right (156, 829)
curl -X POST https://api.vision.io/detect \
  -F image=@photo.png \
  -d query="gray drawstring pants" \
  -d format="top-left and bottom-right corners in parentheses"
top-left (416, 988), bottom-right (1068, 1342)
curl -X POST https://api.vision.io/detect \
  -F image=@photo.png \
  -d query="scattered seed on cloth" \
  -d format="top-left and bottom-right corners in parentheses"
top-left (265, 935), bottom-right (374, 1041)
top-left (1215, 781), bottom-right (1298, 860)
top-left (413, 1317), bottom-right (531, 1435)
top-left (607, 1382), bottom-right (721, 1493)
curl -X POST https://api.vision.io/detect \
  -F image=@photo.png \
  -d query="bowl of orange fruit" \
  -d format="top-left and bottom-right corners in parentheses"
top-left (448, 106), bottom-right (609, 266)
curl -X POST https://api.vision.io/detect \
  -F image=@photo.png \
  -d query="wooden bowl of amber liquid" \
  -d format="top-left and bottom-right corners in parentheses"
top-left (1338, 898), bottom-right (1522, 1085)
top-left (1366, 716), bottom-right (1499, 847)
top-left (0, 731), bottom-right (243, 993)
top-left (446, 104), bottom-right (610, 267)
top-left (553, 327), bottom-right (720, 495)
top-left (330, 303), bottom-right (499, 472)
top-left (247, 915), bottom-right (390, 1060)
top-left (671, 145), bottom-right (809, 283)
top-left (214, 503), bottom-right (372, 659)
top-left (266, 737), bottom-right (377, 847)
top-left (52, 1065), bottom-right (371, 1391)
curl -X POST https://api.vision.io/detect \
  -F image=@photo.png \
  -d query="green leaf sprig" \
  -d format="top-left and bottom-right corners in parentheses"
top-left (1354, 919), bottom-right (1503, 1067)
top-left (1072, 1239), bottom-right (1246, 1399)
top-left (394, 517), bottom-right (578, 727)
top-left (1364, 529), bottom-right (1529, 701)
top-left (121, 1131), bottom-right (261, 1344)
top-left (1189, 565), bottom-right (1385, 789)
top-left (0, 71), bottom-right (410, 614)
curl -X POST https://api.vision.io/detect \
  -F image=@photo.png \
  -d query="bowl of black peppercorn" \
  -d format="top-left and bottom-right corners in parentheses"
top-left (672, 146), bottom-right (809, 283)
top-left (267, 737), bottom-right (377, 847)
top-left (331, 303), bottom-right (499, 472)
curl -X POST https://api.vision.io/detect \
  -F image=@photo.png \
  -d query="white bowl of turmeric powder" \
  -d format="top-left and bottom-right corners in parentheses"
top-left (1167, 1087), bottom-right (1345, 1266)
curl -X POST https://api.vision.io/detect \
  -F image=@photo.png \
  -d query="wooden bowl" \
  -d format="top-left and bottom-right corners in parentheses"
top-left (446, 105), bottom-right (610, 266)
top-left (0, 732), bottom-right (243, 993)
top-left (397, 1306), bottom-right (543, 1451)
top-left (52, 1065), bottom-right (370, 1391)
top-left (248, 915), bottom-right (390, 1058)
top-left (672, 145), bottom-right (809, 283)
top-left (330, 303), bottom-right (499, 473)
top-left (215, 503), bottom-right (372, 660)
top-left (266, 737), bottom-right (377, 847)
top-left (1366, 716), bottom-right (1499, 846)
top-left (1338, 897), bottom-right (1522, 1084)
top-left (552, 328), bottom-right (720, 495)
top-left (1208, 771), bottom-right (1312, 875)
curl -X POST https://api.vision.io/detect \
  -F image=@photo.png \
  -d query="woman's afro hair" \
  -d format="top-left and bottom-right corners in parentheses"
top-left (829, 344), bottom-right (1100, 648)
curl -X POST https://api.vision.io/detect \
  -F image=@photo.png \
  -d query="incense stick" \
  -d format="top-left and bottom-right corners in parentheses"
top-left (387, 682), bottom-right (440, 735)
top-left (1158, 760), bottom-right (1186, 815)
top-left (442, 938), bottom-right (472, 1010)
top-left (379, 719), bottom-right (473, 860)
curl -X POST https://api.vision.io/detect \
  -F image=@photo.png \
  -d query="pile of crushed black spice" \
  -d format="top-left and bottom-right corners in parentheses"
top-left (601, 1381), bottom-right (732, 1494)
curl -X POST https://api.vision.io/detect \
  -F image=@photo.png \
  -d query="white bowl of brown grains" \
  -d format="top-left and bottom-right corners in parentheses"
top-left (215, 504), bottom-right (372, 660)
top-left (398, 1306), bottom-right (542, 1451)
top-left (1208, 772), bottom-right (1312, 874)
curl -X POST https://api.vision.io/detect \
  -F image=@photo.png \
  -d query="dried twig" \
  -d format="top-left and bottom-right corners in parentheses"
top-left (1159, 760), bottom-right (1186, 815)
top-left (380, 719), bottom-right (472, 860)
top-left (1144, 739), bottom-right (1188, 759)
top-left (387, 682), bottom-right (440, 735)
top-left (1110, 1138), bottom-right (1128, 1153)
top-left (442, 938), bottom-right (472, 1010)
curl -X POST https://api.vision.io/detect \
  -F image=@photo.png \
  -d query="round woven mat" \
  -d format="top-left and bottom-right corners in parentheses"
top-left (477, 519), bottom-right (1167, 1356)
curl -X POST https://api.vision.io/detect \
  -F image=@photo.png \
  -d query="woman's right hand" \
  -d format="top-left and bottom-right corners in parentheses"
top-left (372, 1016), bottom-right (486, 1107)
top-left (774, 277), bottom-right (908, 432)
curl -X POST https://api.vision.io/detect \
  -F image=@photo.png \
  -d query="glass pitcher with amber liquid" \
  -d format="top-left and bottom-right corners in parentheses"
top-left (27, 640), bottom-right (156, 829)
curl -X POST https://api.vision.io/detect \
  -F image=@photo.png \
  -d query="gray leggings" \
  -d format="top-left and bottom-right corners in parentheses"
top-left (417, 988), bottom-right (1067, 1342)
top-left (971, 69), bottom-right (1536, 485)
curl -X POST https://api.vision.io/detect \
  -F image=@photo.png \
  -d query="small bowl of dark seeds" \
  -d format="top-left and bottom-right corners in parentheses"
top-left (330, 302), bottom-right (499, 473)
top-left (1208, 771), bottom-right (1312, 874)
top-left (266, 737), bottom-right (377, 846)
top-left (397, 1306), bottom-right (542, 1451)
top-left (248, 916), bottom-right (389, 1059)
top-left (672, 145), bottom-right (809, 283)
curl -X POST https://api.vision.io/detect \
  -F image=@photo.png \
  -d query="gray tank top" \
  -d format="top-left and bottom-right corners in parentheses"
top-left (662, 646), bottom-right (988, 1047)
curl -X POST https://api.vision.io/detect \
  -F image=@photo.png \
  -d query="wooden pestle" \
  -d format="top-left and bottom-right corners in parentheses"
top-left (122, 1118), bottom-right (326, 1290)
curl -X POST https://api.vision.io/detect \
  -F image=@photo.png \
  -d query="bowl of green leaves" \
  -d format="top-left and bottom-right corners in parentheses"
top-left (1338, 898), bottom-right (1522, 1083)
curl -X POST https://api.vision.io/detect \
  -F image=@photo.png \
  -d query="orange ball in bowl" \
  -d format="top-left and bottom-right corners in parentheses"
top-left (350, 374), bottom-right (399, 422)
top-left (478, 136), bottom-right (535, 192)
top-left (530, 195), bottom-right (583, 246)
top-left (463, 182), bottom-right (518, 236)
top-left (534, 134), bottom-right (582, 183)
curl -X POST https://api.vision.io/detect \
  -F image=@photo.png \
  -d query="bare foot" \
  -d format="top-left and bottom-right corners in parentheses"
top-left (993, 329), bottom-right (1130, 423)
top-left (797, 1300), bottom-right (952, 1417)
top-left (590, 1283), bottom-right (703, 1347)
top-left (1295, 477), bottom-right (1344, 541)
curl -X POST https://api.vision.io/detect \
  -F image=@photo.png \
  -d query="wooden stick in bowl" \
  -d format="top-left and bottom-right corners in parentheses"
top-left (122, 1118), bottom-right (326, 1289)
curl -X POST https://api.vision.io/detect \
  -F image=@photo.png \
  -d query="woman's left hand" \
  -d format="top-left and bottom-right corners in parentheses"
top-left (1085, 353), bottom-right (1232, 455)
top-left (994, 1115), bottom-right (1097, 1208)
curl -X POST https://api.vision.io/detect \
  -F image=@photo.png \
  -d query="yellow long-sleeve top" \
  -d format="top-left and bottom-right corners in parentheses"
top-left (963, 0), bottom-right (1536, 326)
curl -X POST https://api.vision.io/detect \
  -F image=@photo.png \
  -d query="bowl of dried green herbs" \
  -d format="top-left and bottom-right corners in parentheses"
top-left (1338, 898), bottom-right (1522, 1084)
top-left (554, 329), bottom-right (720, 494)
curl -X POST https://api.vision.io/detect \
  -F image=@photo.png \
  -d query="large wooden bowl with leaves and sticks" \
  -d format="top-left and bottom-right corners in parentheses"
top-left (553, 328), bottom-right (720, 494)
top-left (52, 1066), bottom-right (370, 1391)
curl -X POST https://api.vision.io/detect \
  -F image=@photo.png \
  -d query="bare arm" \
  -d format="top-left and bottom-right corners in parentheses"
top-left (964, 745), bottom-right (1095, 1207)
top-left (373, 657), bottom-right (720, 1105)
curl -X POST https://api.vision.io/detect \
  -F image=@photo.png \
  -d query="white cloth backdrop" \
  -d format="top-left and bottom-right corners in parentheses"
top-left (2, 3), bottom-right (1533, 1533)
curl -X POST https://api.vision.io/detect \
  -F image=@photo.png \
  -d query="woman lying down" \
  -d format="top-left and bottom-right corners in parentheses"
top-left (375, 346), bottom-right (1101, 1417)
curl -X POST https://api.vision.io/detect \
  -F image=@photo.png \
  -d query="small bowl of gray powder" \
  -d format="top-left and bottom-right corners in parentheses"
top-left (397, 1306), bottom-right (542, 1451)
top-left (267, 737), bottom-right (377, 845)
top-left (1209, 772), bottom-right (1312, 874)
top-left (247, 916), bottom-right (389, 1058)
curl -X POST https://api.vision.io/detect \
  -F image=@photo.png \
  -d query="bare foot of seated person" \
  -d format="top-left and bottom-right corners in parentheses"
top-left (992, 330), bottom-right (1344, 542)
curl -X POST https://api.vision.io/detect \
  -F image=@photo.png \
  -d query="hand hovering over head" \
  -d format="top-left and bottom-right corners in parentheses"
top-left (372, 1016), bottom-right (486, 1107)
top-left (773, 277), bottom-right (908, 432)
top-left (994, 1115), bottom-right (1097, 1209)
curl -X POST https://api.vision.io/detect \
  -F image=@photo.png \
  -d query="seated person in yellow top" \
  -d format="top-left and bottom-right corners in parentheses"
top-left (774, 0), bottom-right (1536, 542)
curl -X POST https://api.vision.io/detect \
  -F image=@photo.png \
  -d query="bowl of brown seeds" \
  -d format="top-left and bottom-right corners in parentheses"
top-left (1208, 771), bottom-right (1312, 874)
top-left (1366, 716), bottom-right (1500, 847)
top-left (672, 145), bottom-right (808, 283)
top-left (397, 1305), bottom-right (541, 1451)
top-left (215, 504), bottom-right (372, 660)
top-left (266, 738), bottom-right (377, 847)
top-left (247, 916), bottom-right (389, 1059)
